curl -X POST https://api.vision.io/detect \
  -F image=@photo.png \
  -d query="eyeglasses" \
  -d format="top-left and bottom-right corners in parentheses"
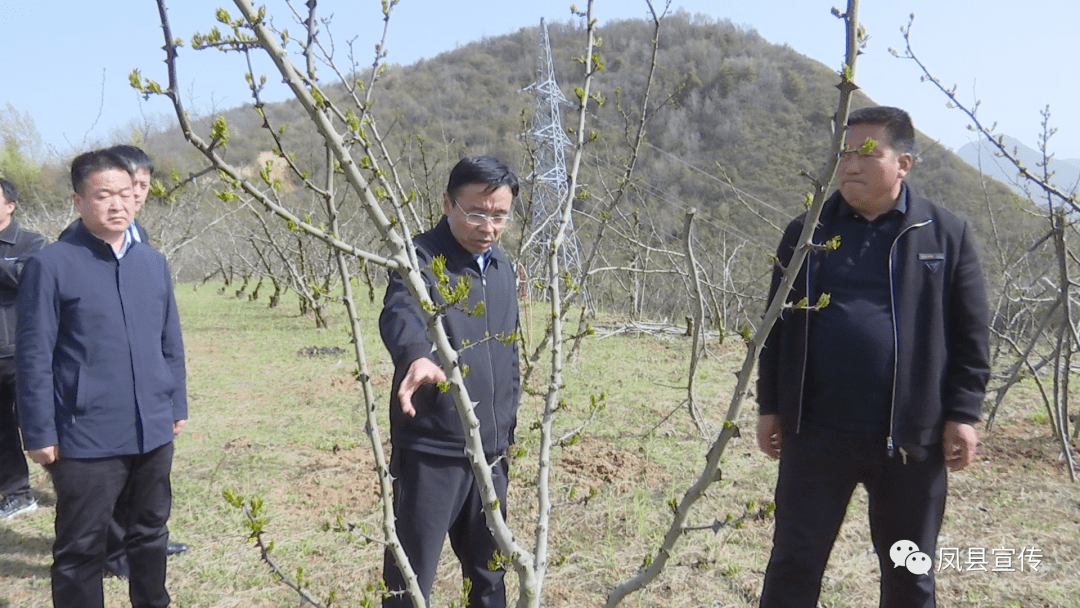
top-left (453, 199), bottom-right (511, 228)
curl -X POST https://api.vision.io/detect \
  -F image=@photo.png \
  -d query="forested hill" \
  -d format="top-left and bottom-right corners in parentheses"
top-left (190, 10), bottom-right (1023, 248)
top-left (139, 9), bottom-right (1033, 317)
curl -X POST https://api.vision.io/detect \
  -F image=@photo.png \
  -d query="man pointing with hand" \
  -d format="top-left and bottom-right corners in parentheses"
top-left (379, 155), bottom-right (521, 608)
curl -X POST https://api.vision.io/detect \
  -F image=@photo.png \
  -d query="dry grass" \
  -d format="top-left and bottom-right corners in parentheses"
top-left (1, 285), bottom-right (1078, 607)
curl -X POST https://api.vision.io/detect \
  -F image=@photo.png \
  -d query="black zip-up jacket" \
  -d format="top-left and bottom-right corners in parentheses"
top-left (380, 217), bottom-right (520, 459)
top-left (0, 220), bottom-right (47, 358)
top-left (757, 185), bottom-right (989, 455)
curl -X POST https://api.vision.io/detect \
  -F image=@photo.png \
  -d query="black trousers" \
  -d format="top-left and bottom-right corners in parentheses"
top-left (760, 429), bottom-right (947, 608)
top-left (105, 499), bottom-right (133, 577)
top-left (383, 448), bottom-right (509, 608)
top-left (0, 358), bottom-right (30, 500)
top-left (48, 441), bottom-right (174, 608)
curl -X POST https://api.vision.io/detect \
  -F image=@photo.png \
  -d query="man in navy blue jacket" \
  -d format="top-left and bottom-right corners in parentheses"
top-left (756, 107), bottom-right (989, 608)
top-left (17, 148), bottom-right (187, 608)
top-left (380, 155), bottom-right (520, 608)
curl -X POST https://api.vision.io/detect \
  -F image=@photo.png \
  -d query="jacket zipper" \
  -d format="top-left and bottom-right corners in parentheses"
top-left (795, 255), bottom-right (812, 435)
top-left (479, 261), bottom-right (499, 454)
top-left (886, 219), bottom-right (933, 462)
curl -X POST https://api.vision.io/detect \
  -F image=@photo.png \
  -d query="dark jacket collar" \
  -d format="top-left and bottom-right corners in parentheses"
top-left (60, 219), bottom-right (125, 260)
top-left (836, 182), bottom-right (910, 219)
top-left (825, 183), bottom-right (932, 230)
top-left (0, 219), bottom-right (21, 245)
top-left (896, 183), bottom-right (935, 226)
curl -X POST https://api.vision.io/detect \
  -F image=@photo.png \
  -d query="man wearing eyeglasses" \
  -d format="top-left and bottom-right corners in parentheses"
top-left (380, 155), bottom-right (520, 608)
top-left (755, 106), bottom-right (989, 607)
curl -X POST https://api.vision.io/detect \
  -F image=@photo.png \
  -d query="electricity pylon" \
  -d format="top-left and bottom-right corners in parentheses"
top-left (521, 19), bottom-right (584, 302)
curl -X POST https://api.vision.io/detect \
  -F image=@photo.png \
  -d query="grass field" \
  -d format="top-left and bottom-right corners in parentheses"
top-left (1, 284), bottom-right (1078, 607)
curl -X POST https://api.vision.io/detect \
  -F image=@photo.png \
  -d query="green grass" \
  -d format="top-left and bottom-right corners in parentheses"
top-left (1, 283), bottom-right (1078, 607)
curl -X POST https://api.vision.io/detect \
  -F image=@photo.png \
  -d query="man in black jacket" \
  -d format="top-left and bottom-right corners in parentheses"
top-left (755, 106), bottom-right (989, 608)
top-left (380, 155), bottom-right (520, 608)
top-left (0, 178), bottom-right (46, 520)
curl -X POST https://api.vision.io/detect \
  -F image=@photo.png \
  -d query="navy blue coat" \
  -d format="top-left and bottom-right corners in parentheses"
top-left (380, 217), bottom-right (520, 459)
top-left (16, 220), bottom-right (186, 458)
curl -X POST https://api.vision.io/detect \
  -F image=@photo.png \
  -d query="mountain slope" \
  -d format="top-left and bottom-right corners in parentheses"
top-left (142, 11), bottom-right (1038, 314)
top-left (958, 135), bottom-right (1080, 199)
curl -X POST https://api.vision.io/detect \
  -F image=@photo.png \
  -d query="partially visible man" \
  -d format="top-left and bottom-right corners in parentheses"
top-left (380, 155), bottom-right (520, 608)
top-left (17, 148), bottom-right (187, 608)
top-left (0, 177), bottom-right (46, 520)
top-left (755, 106), bottom-right (989, 608)
top-left (110, 144), bottom-right (152, 244)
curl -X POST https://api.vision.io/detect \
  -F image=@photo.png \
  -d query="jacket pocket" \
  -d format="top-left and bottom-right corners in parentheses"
top-left (918, 252), bottom-right (945, 274)
top-left (73, 366), bottom-right (87, 416)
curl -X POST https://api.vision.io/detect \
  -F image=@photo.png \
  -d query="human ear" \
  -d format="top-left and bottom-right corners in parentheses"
top-left (897, 152), bottom-right (914, 176)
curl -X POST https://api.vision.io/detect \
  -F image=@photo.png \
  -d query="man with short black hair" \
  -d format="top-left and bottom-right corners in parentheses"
top-left (756, 106), bottom-right (989, 607)
top-left (0, 177), bottom-right (46, 520)
top-left (17, 148), bottom-right (187, 608)
top-left (59, 144), bottom-right (150, 245)
top-left (380, 155), bottom-right (520, 608)
top-left (94, 145), bottom-right (191, 578)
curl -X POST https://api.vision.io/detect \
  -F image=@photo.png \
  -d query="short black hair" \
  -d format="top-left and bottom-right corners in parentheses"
top-left (848, 106), bottom-right (915, 156)
top-left (0, 178), bottom-right (17, 205)
top-left (109, 144), bottom-right (155, 175)
top-left (71, 149), bottom-right (131, 195)
top-left (446, 155), bottom-right (519, 200)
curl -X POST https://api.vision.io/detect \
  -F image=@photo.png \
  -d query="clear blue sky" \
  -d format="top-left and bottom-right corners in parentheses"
top-left (2, 0), bottom-right (1077, 160)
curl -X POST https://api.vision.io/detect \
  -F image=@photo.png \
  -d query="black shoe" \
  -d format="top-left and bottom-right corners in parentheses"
top-left (0, 494), bottom-right (37, 520)
top-left (166, 541), bottom-right (189, 556)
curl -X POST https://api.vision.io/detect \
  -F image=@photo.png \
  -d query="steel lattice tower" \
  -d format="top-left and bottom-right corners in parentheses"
top-left (522, 19), bottom-right (584, 298)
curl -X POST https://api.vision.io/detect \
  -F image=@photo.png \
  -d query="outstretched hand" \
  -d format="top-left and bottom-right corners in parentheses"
top-left (397, 357), bottom-right (446, 417)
